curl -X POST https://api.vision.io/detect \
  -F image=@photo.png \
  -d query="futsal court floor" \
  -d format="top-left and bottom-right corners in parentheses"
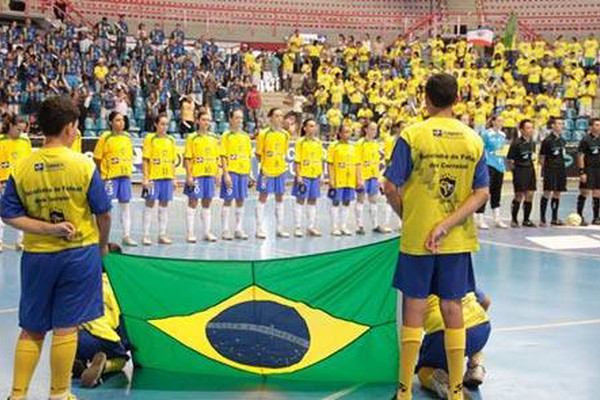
top-left (0, 184), bottom-right (598, 399)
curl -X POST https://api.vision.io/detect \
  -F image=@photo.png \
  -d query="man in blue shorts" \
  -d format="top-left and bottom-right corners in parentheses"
top-left (384, 73), bottom-right (489, 400)
top-left (2, 96), bottom-right (111, 400)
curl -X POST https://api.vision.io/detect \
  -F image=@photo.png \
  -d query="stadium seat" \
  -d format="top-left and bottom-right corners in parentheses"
top-left (572, 131), bottom-right (586, 142)
top-left (564, 119), bottom-right (575, 132)
top-left (84, 117), bottom-right (95, 131)
top-left (565, 108), bottom-right (577, 120)
top-left (168, 120), bottom-right (178, 133)
top-left (214, 110), bottom-right (225, 122)
top-left (246, 121), bottom-right (256, 134)
top-left (212, 99), bottom-right (223, 112)
top-left (219, 121), bottom-right (229, 133)
top-left (83, 130), bottom-right (96, 137)
top-left (576, 118), bottom-right (589, 132)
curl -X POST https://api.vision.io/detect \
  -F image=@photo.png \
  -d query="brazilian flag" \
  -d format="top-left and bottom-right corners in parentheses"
top-left (104, 238), bottom-right (400, 383)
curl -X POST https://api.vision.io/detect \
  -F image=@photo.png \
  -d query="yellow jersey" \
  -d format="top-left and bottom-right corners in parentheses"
top-left (256, 128), bottom-right (290, 177)
top-left (384, 135), bottom-right (398, 162)
top-left (294, 137), bottom-right (324, 179)
top-left (397, 117), bottom-right (484, 255)
top-left (81, 274), bottom-right (122, 342)
top-left (327, 141), bottom-right (360, 189)
top-left (142, 133), bottom-right (177, 180)
top-left (356, 138), bottom-right (382, 180)
top-left (10, 147), bottom-right (104, 253)
top-left (220, 130), bottom-right (253, 175)
top-left (0, 134), bottom-right (32, 181)
top-left (93, 131), bottom-right (134, 180)
top-left (184, 132), bottom-right (221, 177)
top-left (424, 292), bottom-right (490, 334)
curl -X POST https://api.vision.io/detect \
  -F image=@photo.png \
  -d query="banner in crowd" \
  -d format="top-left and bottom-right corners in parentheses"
top-left (467, 29), bottom-right (495, 47)
top-left (104, 238), bottom-right (399, 382)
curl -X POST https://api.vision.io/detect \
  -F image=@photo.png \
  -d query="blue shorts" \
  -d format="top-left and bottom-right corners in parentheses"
top-left (357, 177), bottom-right (380, 196)
top-left (145, 179), bottom-right (174, 202)
top-left (291, 177), bottom-right (321, 200)
top-left (104, 177), bottom-right (132, 203)
top-left (76, 328), bottom-right (130, 363)
top-left (257, 173), bottom-right (286, 195)
top-left (184, 176), bottom-right (215, 200)
top-left (416, 322), bottom-right (491, 372)
top-left (331, 187), bottom-right (356, 203)
top-left (393, 252), bottom-right (476, 300)
top-left (220, 173), bottom-right (249, 201)
top-left (19, 245), bottom-right (103, 333)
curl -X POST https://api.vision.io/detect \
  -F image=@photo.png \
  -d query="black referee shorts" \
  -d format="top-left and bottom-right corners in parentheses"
top-left (580, 168), bottom-right (600, 190)
top-left (513, 166), bottom-right (536, 193)
top-left (543, 168), bottom-right (567, 192)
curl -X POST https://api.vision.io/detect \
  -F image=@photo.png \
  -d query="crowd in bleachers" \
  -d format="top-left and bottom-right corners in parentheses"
top-left (0, 15), bottom-right (598, 141)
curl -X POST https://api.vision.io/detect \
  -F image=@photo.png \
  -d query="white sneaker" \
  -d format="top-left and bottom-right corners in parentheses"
top-left (277, 228), bottom-right (290, 238)
top-left (142, 236), bottom-right (152, 246)
top-left (475, 214), bottom-right (489, 230)
top-left (122, 237), bottom-right (138, 247)
top-left (186, 234), bottom-right (197, 243)
top-left (235, 230), bottom-right (249, 240)
top-left (158, 236), bottom-right (172, 245)
top-left (356, 226), bottom-right (366, 235)
top-left (256, 229), bottom-right (267, 239)
top-left (495, 219), bottom-right (508, 229)
top-left (15, 241), bottom-right (24, 251)
top-left (222, 230), bottom-right (234, 240)
top-left (307, 227), bottom-right (322, 237)
top-left (463, 364), bottom-right (486, 388)
top-left (294, 228), bottom-right (304, 237)
top-left (204, 232), bottom-right (218, 242)
top-left (431, 369), bottom-right (449, 399)
top-left (341, 227), bottom-right (353, 236)
top-left (0, 242), bottom-right (4, 252)
top-left (332, 229), bottom-right (342, 236)
top-left (373, 225), bottom-right (392, 234)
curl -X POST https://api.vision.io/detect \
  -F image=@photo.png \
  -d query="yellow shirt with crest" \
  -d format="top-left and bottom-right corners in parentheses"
top-left (93, 131), bottom-right (134, 180)
top-left (0, 134), bottom-right (32, 181)
top-left (256, 128), bottom-right (290, 177)
top-left (184, 132), bottom-right (221, 177)
top-left (327, 141), bottom-right (359, 189)
top-left (220, 130), bottom-right (253, 175)
top-left (356, 138), bottom-right (382, 180)
top-left (142, 133), bottom-right (177, 180)
top-left (294, 137), bottom-right (324, 179)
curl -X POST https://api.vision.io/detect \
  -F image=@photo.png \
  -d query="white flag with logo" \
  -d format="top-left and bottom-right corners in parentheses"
top-left (467, 29), bottom-right (494, 47)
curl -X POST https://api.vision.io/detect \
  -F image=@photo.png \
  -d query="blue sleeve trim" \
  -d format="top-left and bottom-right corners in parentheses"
top-left (383, 137), bottom-right (413, 187)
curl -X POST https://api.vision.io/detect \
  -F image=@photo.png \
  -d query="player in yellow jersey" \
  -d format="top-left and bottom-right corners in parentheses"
top-left (255, 108), bottom-right (291, 239)
top-left (415, 290), bottom-right (491, 398)
top-left (384, 74), bottom-right (489, 400)
top-left (355, 121), bottom-right (391, 235)
top-left (184, 111), bottom-right (221, 242)
top-left (220, 109), bottom-right (253, 240)
top-left (2, 96), bottom-right (111, 400)
top-left (93, 112), bottom-right (136, 246)
top-left (141, 113), bottom-right (177, 246)
top-left (0, 113), bottom-right (31, 251)
top-left (292, 118), bottom-right (324, 237)
top-left (382, 123), bottom-right (403, 231)
top-left (327, 123), bottom-right (362, 236)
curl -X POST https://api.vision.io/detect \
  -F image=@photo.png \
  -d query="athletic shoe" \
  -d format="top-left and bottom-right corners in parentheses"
top-left (122, 237), bottom-right (138, 247)
top-left (341, 227), bottom-right (353, 236)
top-left (580, 218), bottom-right (589, 227)
top-left (81, 352), bottom-right (107, 388)
top-left (222, 230), bottom-right (234, 240)
top-left (294, 228), bottom-right (304, 237)
top-left (356, 226), bottom-right (366, 235)
top-left (204, 232), bottom-right (218, 242)
top-left (72, 359), bottom-right (86, 379)
top-left (276, 229), bottom-right (290, 238)
top-left (478, 219), bottom-right (490, 230)
top-left (186, 234), bottom-right (197, 243)
top-left (593, 218), bottom-right (600, 225)
top-left (430, 369), bottom-right (473, 400)
top-left (332, 229), bottom-right (342, 236)
top-left (234, 230), bottom-right (249, 240)
top-left (510, 221), bottom-right (520, 228)
top-left (158, 236), bottom-right (172, 245)
top-left (256, 229), bottom-right (267, 239)
top-left (375, 225), bottom-right (393, 233)
top-left (494, 219), bottom-right (508, 229)
top-left (522, 220), bottom-right (537, 228)
top-left (142, 236), bottom-right (152, 246)
top-left (0, 242), bottom-right (3, 253)
top-left (15, 242), bottom-right (24, 251)
top-left (539, 220), bottom-right (547, 227)
top-left (551, 219), bottom-right (565, 226)
top-left (464, 364), bottom-right (486, 388)
top-left (307, 227), bottom-right (322, 237)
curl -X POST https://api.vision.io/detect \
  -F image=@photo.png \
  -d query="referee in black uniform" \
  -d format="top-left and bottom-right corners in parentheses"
top-left (539, 118), bottom-right (567, 226)
top-left (577, 118), bottom-right (600, 225)
top-left (507, 119), bottom-right (537, 227)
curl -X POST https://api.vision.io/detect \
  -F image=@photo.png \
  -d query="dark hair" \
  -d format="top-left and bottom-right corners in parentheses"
top-left (590, 118), bottom-right (600, 126)
top-left (268, 107), bottom-right (281, 118)
top-left (549, 117), bottom-right (562, 127)
top-left (518, 119), bottom-right (533, 130)
top-left (155, 112), bottom-right (169, 125)
top-left (197, 110), bottom-right (211, 120)
top-left (229, 108), bottom-right (243, 119)
top-left (425, 73), bottom-right (458, 108)
top-left (2, 112), bottom-right (24, 131)
top-left (108, 111), bottom-right (129, 131)
top-left (37, 96), bottom-right (80, 137)
top-left (300, 118), bottom-right (316, 137)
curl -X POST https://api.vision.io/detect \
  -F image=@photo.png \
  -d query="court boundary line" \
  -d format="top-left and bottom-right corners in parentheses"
top-left (321, 384), bottom-right (364, 400)
top-left (479, 239), bottom-right (600, 260)
top-left (0, 307), bottom-right (18, 315)
top-left (495, 318), bottom-right (600, 332)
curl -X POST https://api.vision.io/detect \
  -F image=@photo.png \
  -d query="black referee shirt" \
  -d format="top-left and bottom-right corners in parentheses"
top-left (507, 136), bottom-right (536, 168)
top-left (540, 133), bottom-right (566, 170)
top-left (578, 133), bottom-right (600, 169)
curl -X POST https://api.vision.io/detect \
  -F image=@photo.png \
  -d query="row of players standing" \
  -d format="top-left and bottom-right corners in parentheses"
top-left (477, 116), bottom-right (600, 227)
top-left (92, 107), bottom-right (399, 246)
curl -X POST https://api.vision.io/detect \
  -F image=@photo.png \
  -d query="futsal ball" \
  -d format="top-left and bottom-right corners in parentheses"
top-left (566, 213), bottom-right (582, 226)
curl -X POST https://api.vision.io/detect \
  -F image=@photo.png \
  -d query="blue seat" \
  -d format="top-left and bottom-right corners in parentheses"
top-left (565, 108), bottom-right (577, 120)
top-left (572, 130), bottom-right (586, 142)
top-left (84, 117), bottom-right (95, 131)
top-left (564, 119), bottom-right (575, 132)
top-left (212, 99), bottom-right (222, 112)
top-left (83, 130), bottom-right (96, 137)
top-left (246, 121), bottom-right (256, 134)
top-left (218, 121), bottom-right (229, 133)
top-left (214, 110), bottom-right (225, 122)
top-left (168, 121), bottom-right (178, 134)
top-left (576, 118), bottom-right (589, 132)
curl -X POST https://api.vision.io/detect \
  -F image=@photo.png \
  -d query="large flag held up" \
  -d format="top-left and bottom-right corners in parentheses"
top-left (104, 238), bottom-right (400, 383)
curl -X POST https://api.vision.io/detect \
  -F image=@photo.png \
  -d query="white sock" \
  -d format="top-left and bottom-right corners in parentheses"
top-left (383, 203), bottom-right (392, 226)
top-left (186, 206), bottom-right (196, 237)
top-left (369, 201), bottom-right (379, 228)
top-left (0, 220), bottom-right (4, 243)
top-left (294, 203), bottom-right (303, 229)
top-left (307, 204), bottom-right (317, 229)
top-left (143, 206), bottom-right (152, 237)
top-left (276, 202), bottom-right (285, 230)
top-left (341, 205), bottom-right (350, 229)
top-left (16, 229), bottom-right (23, 243)
top-left (235, 206), bottom-right (245, 232)
top-left (355, 202), bottom-right (364, 228)
top-left (256, 202), bottom-right (265, 232)
top-left (120, 203), bottom-right (131, 238)
top-left (222, 206), bottom-right (231, 233)
top-left (331, 205), bottom-right (340, 230)
top-left (158, 206), bottom-right (169, 236)
top-left (201, 208), bottom-right (211, 235)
